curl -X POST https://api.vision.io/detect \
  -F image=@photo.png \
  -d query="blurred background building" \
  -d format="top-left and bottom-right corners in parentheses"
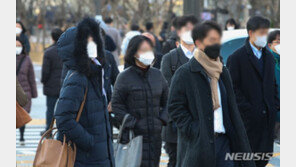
top-left (16, 0), bottom-right (280, 64)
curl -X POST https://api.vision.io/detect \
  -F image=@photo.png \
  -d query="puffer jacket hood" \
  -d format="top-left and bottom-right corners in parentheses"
top-left (58, 17), bottom-right (105, 77)
top-left (58, 27), bottom-right (77, 71)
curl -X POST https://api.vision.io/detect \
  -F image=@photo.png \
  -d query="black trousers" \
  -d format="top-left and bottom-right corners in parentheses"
top-left (19, 125), bottom-right (25, 141)
top-left (45, 96), bottom-right (58, 130)
top-left (215, 134), bottom-right (234, 167)
top-left (164, 142), bottom-right (177, 167)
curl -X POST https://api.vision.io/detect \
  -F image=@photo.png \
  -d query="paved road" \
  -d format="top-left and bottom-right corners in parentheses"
top-left (16, 65), bottom-right (279, 167)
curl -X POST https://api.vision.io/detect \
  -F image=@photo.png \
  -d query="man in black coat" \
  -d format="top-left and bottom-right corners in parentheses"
top-left (168, 21), bottom-right (255, 167)
top-left (160, 15), bottom-right (197, 167)
top-left (226, 16), bottom-right (280, 167)
top-left (41, 28), bottom-right (63, 134)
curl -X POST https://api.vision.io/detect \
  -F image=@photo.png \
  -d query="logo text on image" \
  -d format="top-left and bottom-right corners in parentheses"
top-left (225, 152), bottom-right (273, 161)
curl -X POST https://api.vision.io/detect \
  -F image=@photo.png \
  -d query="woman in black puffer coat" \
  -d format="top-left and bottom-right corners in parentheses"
top-left (54, 18), bottom-right (114, 167)
top-left (112, 35), bottom-right (169, 167)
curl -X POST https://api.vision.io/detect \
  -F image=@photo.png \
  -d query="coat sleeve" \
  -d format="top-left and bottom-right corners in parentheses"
top-left (159, 74), bottom-right (169, 125)
top-left (274, 78), bottom-right (280, 111)
top-left (160, 53), bottom-right (173, 86)
top-left (41, 51), bottom-right (51, 84)
top-left (226, 55), bottom-right (252, 110)
top-left (111, 73), bottom-right (137, 129)
top-left (16, 77), bottom-right (28, 107)
top-left (168, 68), bottom-right (199, 138)
top-left (109, 53), bottom-right (119, 86)
top-left (27, 57), bottom-right (38, 98)
top-left (116, 31), bottom-right (122, 55)
top-left (54, 73), bottom-right (95, 151)
top-left (23, 34), bottom-right (31, 53)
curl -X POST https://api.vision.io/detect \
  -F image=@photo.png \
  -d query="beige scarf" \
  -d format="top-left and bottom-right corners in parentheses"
top-left (194, 49), bottom-right (223, 110)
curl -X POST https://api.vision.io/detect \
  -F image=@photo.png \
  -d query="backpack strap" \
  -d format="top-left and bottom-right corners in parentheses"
top-left (170, 49), bottom-right (180, 74)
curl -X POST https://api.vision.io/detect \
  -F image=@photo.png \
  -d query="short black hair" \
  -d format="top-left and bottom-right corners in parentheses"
top-left (225, 18), bottom-right (239, 30)
top-left (51, 28), bottom-right (63, 42)
top-left (103, 17), bottom-right (113, 24)
top-left (16, 36), bottom-right (26, 54)
top-left (176, 15), bottom-right (198, 30)
top-left (171, 16), bottom-right (179, 29)
top-left (16, 21), bottom-right (27, 34)
top-left (186, 15), bottom-right (198, 25)
top-left (145, 22), bottom-right (153, 31)
top-left (131, 24), bottom-right (140, 31)
top-left (192, 21), bottom-right (222, 43)
top-left (247, 16), bottom-right (270, 33)
top-left (124, 35), bottom-right (153, 66)
top-left (268, 30), bottom-right (280, 44)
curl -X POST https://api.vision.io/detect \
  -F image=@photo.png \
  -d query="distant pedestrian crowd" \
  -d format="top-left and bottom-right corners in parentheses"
top-left (16, 13), bottom-right (280, 167)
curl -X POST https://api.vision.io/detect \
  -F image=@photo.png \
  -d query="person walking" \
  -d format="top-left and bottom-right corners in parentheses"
top-left (226, 16), bottom-right (280, 167)
top-left (104, 17), bottom-right (122, 65)
top-left (16, 37), bottom-right (38, 145)
top-left (267, 30), bottom-right (280, 143)
top-left (162, 17), bottom-right (180, 55)
top-left (224, 18), bottom-right (239, 31)
top-left (16, 21), bottom-right (31, 54)
top-left (168, 21), bottom-right (255, 167)
top-left (121, 24), bottom-right (141, 56)
top-left (160, 15), bottom-right (197, 167)
top-left (141, 32), bottom-right (163, 69)
top-left (55, 18), bottom-right (115, 167)
top-left (40, 28), bottom-right (63, 136)
top-left (112, 35), bottom-right (168, 167)
top-left (145, 22), bottom-right (162, 53)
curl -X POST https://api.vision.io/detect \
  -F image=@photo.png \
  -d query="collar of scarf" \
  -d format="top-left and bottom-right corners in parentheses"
top-left (194, 49), bottom-right (223, 110)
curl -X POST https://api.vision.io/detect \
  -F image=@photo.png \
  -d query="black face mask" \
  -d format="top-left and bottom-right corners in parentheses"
top-left (204, 44), bottom-right (221, 59)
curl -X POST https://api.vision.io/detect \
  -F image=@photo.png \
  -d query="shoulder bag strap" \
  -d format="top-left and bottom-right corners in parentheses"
top-left (75, 86), bottom-right (88, 122)
top-left (48, 81), bottom-right (88, 129)
top-left (117, 114), bottom-right (130, 143)
top-left (16, 56), bottom-right (26, 75)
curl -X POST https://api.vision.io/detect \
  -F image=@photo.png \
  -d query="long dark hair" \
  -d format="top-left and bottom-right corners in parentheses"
top-left (16, 21), bottom-right (27, 34)
top-left (73, 17), bottom-right (105, 76)
top-left (124, 35), bottom-right (153, 67)
top-left (16, 36), bottom-right (26, 55)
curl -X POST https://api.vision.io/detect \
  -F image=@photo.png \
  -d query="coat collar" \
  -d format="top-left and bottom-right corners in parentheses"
top-left (131, 65), bottom-right (151, 77)
top-left (189, 55), bottom-right (226, 77)
top-left (244, 37), bottom-right (269, 79)
top-left (177, 46), bottom-right (190, 64)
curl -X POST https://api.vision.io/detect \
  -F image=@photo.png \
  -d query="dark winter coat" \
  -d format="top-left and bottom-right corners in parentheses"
top-left (161, 31), bottom-right (177, 55)
top-left (55, 18), bottom-right (115, 167)
top-left (226, 39), bottom-right (280, 157)
top-left (16, 54), bottom-right (37, 112)
top-left (168, 58), bottom-right (256, 167)
top-left (152, 52), bottom-right (163, 69)
top-left (111, 65), bottom-right (169, 167)
top-left (59, 28), bottom-right (119, 103)
top-left (41, 43), bottom-right (63, 97)
top-left (19, 33), bottom-right (31, 53)
top-left (160, 46), bottom-right (189, 143)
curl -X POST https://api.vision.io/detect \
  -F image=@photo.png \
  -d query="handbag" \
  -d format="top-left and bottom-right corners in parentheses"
top-left (33, 86), bottom-right (88, 167)
top-left (114, 114), bottom-right (143, 167)
top-left (16, 101), bottom-right (32, 128)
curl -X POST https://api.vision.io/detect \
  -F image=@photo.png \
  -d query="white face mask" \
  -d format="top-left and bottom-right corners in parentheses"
top-left (227, 26), bottom-right (235, 31)
top-left (16, 27), bottom-right (22, 35)
top-left (87, 41), bottom-right (97, 59)
top-left (137, 51), bottom-right (155, 66)
top-left (181, 31), bottom-right (194, 45)
top-left (274, 44), bottom-right (280, 54)
top-left (16, 47), bottom-right (23, 55)
top-left (254, 35), bottom-right (267, 48)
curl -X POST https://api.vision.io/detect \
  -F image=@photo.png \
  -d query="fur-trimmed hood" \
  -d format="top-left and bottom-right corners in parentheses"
top-left (58, 17), bottom-right (105, 77)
